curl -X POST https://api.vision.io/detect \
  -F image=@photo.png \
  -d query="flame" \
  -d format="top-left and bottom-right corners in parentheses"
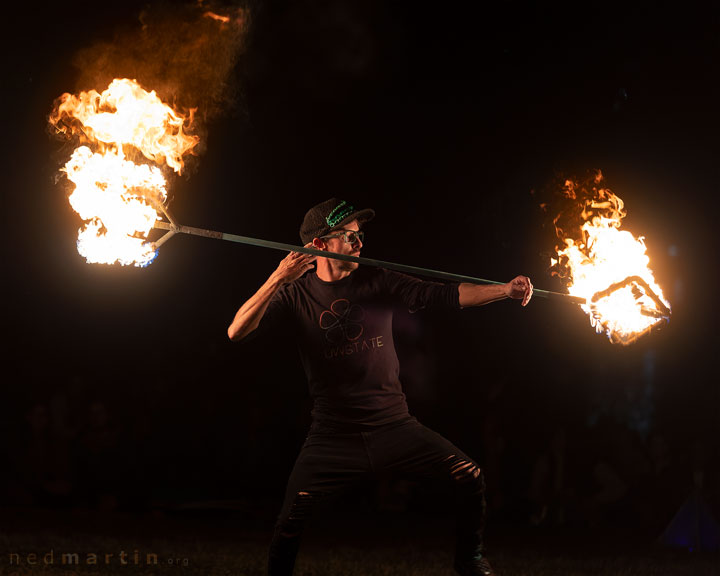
top-left (49, 78), bottom-right (198, 266)
top-left (550, 171), bottom-right (671, 344)
top-left (204, 11), bottom-right (230, 23)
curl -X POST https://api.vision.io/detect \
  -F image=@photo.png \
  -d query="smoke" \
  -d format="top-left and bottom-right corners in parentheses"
top-left (68, 0), bottom-right (250, 159)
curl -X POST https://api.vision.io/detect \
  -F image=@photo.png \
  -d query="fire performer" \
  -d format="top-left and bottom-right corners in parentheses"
top-left (227, 198), bottom-right (533, 576)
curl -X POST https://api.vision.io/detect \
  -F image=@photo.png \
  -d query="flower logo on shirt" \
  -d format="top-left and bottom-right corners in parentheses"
top-left (319, 299), bottom-right (365, 344)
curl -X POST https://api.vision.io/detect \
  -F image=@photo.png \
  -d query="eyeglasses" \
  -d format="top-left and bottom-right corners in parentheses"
top-left (320, 230), bottom-right (364, 244)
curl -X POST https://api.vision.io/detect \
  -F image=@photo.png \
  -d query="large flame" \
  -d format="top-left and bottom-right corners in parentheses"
top-left (49, 78), bottom-right (198, 266)
top-left (550, 171), bottom-right (671, 345)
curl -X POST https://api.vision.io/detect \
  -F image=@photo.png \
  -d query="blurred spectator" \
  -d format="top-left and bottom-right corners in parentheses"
top-left (7, 400), bottom-right (73, 507)
top-left (74, 399), bottom-right (121, 510)
top-left (528, 425), bottom-right (567, 527)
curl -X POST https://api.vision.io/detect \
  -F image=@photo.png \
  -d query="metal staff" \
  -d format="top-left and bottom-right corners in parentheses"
top-left (152, 216), bottom-right (586, 305)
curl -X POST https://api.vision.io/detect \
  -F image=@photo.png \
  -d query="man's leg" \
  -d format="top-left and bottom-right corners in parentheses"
top-left (365, 418), bottom-right (493, 575)
top-left (268, 430), bottom-right (371, 576)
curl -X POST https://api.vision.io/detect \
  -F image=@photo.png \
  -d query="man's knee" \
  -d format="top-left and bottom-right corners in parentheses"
top-left (443, 454), bottom-right (485, 492)
top-left (276, 490), bottom-right (323, 538)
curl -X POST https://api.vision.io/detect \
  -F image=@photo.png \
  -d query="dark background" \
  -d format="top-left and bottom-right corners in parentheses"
top-left (3, 0), bottom-right (719, 549)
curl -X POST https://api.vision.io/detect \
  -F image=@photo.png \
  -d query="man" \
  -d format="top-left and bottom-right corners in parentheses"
top-left (228, 198), bottom-right (533, 576)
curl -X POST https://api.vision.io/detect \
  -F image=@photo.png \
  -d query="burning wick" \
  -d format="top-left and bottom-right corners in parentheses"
top-left (590, 276), bottom-right (671, 345)
top-left (550, 172), bottom-right (671, 344)
top-left (49, 78), bottom-right (198, 266)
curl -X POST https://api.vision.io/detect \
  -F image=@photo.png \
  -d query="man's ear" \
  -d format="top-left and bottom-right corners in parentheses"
top-left (312, 238), bottom-right (326, 250)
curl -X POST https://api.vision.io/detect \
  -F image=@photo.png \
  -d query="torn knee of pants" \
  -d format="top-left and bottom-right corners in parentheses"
top-left (279, 491), bottom-right (323, 538)
top-left (443, 455), bottom-right (484, 487)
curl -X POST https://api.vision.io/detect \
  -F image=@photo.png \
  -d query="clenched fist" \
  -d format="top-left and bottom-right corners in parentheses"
top-left (504, 275), bottom-right (533, 306)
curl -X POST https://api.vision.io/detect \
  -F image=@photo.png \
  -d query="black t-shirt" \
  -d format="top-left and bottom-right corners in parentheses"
top-left (255, 267), bottom-right (460, 426)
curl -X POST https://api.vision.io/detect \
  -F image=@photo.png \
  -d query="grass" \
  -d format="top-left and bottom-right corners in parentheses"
top-left (0, 507), bottom-right (717, 576)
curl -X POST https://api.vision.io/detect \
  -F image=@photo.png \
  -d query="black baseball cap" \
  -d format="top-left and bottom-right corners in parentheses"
top-left (299, 198), bottom-right (375, 244)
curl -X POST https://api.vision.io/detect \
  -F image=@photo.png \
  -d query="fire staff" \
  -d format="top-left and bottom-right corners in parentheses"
top-left (228, 198), bottom-right (533, 576)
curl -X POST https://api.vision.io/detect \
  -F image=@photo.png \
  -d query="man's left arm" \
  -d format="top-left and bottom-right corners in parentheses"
top-left (458, 275), bottom-right (533, 308)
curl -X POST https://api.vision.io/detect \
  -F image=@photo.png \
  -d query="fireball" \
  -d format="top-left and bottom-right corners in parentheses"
top-left (550, 172), bottom-right (671, 344)
top-left (49, 78), bottom-right (198, 266)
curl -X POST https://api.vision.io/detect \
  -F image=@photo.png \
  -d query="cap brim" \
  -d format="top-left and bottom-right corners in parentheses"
top-left (332, 208), bottom-right (375, 230)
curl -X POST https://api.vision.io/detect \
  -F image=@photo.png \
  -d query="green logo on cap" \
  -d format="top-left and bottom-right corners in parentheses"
top-left (326, 200), bottom-right (354, 227)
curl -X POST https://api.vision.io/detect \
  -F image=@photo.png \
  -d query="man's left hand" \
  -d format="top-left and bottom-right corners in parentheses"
top-left (505, 275), bottom-right (533, 306)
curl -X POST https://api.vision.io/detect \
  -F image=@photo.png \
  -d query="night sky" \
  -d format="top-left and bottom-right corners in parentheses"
top-left (4, 0), bottom-right (719, 544)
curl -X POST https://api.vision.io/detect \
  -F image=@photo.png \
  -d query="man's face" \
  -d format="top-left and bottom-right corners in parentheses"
top-left (317, 219), bottom-right (363, 272)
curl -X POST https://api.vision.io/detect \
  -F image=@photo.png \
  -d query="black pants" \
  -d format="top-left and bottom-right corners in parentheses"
top-left (268, 416), bottom-right (486, 575)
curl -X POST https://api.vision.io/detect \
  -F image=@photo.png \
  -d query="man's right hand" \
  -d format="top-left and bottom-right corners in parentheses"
top-left (272, 244), bottom-right (317, 285)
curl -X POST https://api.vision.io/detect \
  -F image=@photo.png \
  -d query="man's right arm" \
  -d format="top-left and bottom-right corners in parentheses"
top-left (227, 248), bottom-right (316, 342)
